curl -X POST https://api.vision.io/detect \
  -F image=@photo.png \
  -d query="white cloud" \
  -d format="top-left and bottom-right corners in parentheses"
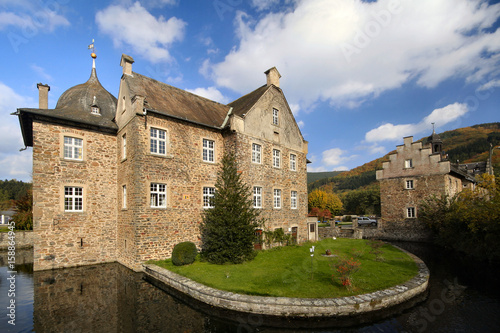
top-left (96, 2), bottom-right (186, 63)
top-left (0, 82), bottom-right (34, 181)
top-left (0, 8), bottom-right (69, 32)
top-left (477, 79), bottom-right (500, 92)
top-left (185, 86), bottom-right (229, 104)
top-left (365, 103), bottom-right (468, 142)
top-left (206, 0), bottom-right (500, 109)
top-left (321, 148), bottom-right (356, 167)
top-left (297, 120), bottom-right (305, 128)
top-left (31, 64), bottom-right (52, 82)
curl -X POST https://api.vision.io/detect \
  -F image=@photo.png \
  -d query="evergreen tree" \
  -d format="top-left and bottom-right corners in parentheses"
top-left (200, 152), bottom-right (262, 264)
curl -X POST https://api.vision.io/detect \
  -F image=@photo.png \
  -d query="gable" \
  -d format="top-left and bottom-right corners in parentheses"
top-left (229, 85), bottom-right (306, 152)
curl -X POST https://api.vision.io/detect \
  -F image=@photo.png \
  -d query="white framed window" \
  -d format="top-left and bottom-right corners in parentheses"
top-left (273, 149), bottom-right (280, 168)
top-left (272, 108), bottom-right (279, 126)
top-left (91, 106), bottom-right (100, 115)
top-left (406, 180), bottom-right (414, 189)
top-left (63, 136), bottom-right (83, 160)
top-left (253, 186), bottom-right (262, 208)
top-left (150, 128), bottom-right (166, 155)
top-left (203, 139), bottom-right (215, 163)
top-left (273, 189), bottom-right (281, 209)
top-left (404, 159), bottom-right (413, 168)
top-left (290, 154), bottom-right (297, 171)
top-left (252, 143), bottom-right (262, 164)
top-left (291, 190), bottom-right (298, 209)
top-left (407, 207), bottom-right (416, 218)
top-left (64, 186), bottom-right (83, 212)
top-left (122, 134), bottom-right (127, 159)
top-left (203, 187), bottom-right (215, 208)
top-left (150, 183), bottom-right (167, 208)
top-left (122, 185), bottom-right (127, 209)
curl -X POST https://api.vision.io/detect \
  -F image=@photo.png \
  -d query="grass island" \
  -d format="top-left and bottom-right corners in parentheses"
top-left (149, 238), bottom-right (419, 298)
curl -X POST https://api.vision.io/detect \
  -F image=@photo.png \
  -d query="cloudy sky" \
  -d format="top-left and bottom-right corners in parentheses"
top-left (1, 0), bottom-right (499, 181)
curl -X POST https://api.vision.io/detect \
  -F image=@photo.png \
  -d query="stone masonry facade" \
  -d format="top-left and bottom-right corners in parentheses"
top-left (376, 135), bottom-right (475, 241)
top-left (17, 54), bottom-right (309, 271)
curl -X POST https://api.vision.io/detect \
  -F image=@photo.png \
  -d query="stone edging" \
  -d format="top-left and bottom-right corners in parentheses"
top-left (143, 248), bottom-right (429, 317)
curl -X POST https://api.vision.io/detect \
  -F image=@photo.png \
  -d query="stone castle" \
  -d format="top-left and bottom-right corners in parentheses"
top-left (16, 53), bottom-right (309, 271)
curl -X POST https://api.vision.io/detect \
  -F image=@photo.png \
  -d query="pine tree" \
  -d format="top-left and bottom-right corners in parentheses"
top-left (200, 152), bottom-right (262, 264)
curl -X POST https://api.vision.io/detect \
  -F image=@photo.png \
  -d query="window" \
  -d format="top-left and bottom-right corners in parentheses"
top-left (272, 108), bottom-right (279, 126)
top-left (252, 143), bottom-right (262, 164)
top-left (150, 128), bottom-right (166, 155)
top-left (203, 139), bottom-right (215, 163)
top-left (406, 180), bottom-right (414, 189)
top-left (253, 186), bottom-right (262, 208)
top-left (291, 190), bottom-right (298, 209)
top-left (64, 186), bottom-right (83, 212)
top-left (405, 159), bottom-right (413, 168)
top-left (273, 189), bottom-right (281, 209)
top-left (63, 136), bottom-right (83, 160)
top-left (122, 134), bottom-right (127, 159)
top-left (150, 183), bottom-right (166, 208)
top-left (203, 187), bottom-right (215, 208)
top-left (122, 185), bottom-right (127, 209)
top-left (273, 149), bottom-right (280, 168)
top-left (91, 106), bottom-right (100, 115)
top-left (290, 154), bottom-right (297, 171)
top-left (407, 207), bottom-right (416, 218)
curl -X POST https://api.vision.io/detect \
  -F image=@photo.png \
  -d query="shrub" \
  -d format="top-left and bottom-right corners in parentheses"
top-left (172, 242), bottom-right (197, 266)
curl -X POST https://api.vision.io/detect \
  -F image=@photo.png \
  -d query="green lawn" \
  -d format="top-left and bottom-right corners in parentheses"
top-left (150, 239), bottom-right (418, 298)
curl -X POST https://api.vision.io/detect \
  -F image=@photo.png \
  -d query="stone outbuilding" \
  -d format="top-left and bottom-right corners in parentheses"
top-left (375, 132), bottom-right (477, 241)
top-left (15, 53), bottom-right (309, 271)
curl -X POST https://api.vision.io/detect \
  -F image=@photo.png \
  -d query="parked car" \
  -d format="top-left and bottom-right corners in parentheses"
top-left (357, 216), bottom-right (377, 226)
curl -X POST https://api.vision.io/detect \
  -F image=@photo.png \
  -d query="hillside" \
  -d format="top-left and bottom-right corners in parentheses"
top-left (308, 122), bottom-right (500, 194)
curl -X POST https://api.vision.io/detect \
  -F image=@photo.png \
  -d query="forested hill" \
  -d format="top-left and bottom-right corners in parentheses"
top-left (308, 122), bottom-right (500, 193)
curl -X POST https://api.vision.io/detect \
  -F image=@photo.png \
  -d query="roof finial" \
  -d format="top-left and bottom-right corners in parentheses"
top-left (88, 39), bottom-right (96, 68)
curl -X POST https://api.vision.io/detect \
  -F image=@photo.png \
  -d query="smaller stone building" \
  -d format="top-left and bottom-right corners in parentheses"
top-left (376, 132), bottom-right (477, 241)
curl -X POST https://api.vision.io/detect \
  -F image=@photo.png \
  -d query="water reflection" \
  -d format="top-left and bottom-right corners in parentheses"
top-left (1, 243), bottom-right (500, 332)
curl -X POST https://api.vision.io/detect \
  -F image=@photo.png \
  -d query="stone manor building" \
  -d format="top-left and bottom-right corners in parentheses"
top-left (16, 53), bottom-right (309, 271)
top-left (376, 131), bottom-right (479, 241)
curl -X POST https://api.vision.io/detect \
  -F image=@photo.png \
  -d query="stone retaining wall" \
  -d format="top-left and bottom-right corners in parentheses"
top-left (0, 230), bottom-right (34, 250)
top-left (143, 248), bottom-right (429, 318)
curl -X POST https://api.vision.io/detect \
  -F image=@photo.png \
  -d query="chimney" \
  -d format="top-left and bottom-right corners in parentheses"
top-left (37, 83), bottom-right (50, 109)
top-left (264, 67), bottom-right (281, 88)
top-left (120, 54), bottom-right (135, 76)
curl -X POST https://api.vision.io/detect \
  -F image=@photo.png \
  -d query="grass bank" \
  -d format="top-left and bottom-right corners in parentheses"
top-left (150, 239), bottom-right (418, 298)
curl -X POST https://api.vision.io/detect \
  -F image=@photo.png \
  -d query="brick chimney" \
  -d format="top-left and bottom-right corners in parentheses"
top-left (264, 67), bottom-right (281, 88)
top-left (120, 54), bottom-right (135, 76)
top-left (37, 83), bottom-right (50, 109)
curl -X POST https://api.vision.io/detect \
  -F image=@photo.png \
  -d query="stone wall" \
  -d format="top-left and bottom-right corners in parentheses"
top-left (32, 121), bottom-right (117, 271)
top-left (0, 230), bottom-right (34, 250)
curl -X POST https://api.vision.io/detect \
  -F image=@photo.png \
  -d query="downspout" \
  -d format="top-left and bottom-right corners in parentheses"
top-left (221, 107), bottom-right (233, 129)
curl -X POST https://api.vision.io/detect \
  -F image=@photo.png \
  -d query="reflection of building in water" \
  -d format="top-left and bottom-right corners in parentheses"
top-left (33, 263), bottom-right (205, 332)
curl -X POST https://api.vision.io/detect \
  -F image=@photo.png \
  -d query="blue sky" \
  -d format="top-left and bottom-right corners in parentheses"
top-left (1, 0), bottom-right (499, 182)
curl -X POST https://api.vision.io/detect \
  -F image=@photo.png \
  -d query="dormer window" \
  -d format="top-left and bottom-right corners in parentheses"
top-left (91, 106), bottom-right (100, 115)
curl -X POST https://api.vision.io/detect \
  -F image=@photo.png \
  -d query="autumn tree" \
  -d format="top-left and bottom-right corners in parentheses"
top-left (11, 190), bottom-right (33, 230)
top-left (308, 189), bottom-right (343, 216)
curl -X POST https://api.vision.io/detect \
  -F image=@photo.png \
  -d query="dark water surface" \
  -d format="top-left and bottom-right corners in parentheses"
top-left (1, 242), bottom-right (500, 332)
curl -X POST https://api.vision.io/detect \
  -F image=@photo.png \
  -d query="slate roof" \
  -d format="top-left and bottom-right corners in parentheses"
top-left (228, 85), bottom-right (269, 118)
top-left (16, 65), bottom-right (118, 146)
top-left (123, 72), bottom-right (231, 128)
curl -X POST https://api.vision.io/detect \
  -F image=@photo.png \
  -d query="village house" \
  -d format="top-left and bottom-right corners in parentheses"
top-left (15, 53), bottom-right (309, 271)
top-left (375, 131), bottom-right (484, 241)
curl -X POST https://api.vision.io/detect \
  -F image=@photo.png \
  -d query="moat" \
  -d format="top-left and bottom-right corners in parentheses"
top-left (1, 242), bottom-right (500, 332)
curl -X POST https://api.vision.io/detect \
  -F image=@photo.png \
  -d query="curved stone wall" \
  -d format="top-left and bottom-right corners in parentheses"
top-left (143, 248), bottom-right (429, 318)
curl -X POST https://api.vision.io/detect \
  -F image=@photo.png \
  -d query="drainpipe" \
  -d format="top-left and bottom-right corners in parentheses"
top-left (221, 107), bottom-right (233, 129)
